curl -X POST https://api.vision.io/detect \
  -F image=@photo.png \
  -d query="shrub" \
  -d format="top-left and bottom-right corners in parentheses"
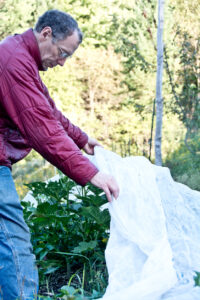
top-left (164, 135), bottom-right (200, 191)
top-left (22, 175), bottom-right (110, 298)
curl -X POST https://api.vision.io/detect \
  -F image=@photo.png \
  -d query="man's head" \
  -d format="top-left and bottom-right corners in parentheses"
top-left (34, 10), bottom-right (83, 70)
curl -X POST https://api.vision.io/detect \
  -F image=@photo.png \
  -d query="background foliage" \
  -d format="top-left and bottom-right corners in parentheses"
top-left (1, 0), bottom-right (199, 195)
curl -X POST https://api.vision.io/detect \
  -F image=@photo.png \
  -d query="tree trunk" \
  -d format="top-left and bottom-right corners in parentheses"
top-left (155, 0), bottom-right (165, 166)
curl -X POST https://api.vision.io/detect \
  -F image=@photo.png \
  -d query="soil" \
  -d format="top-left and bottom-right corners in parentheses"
top-left (39, 268), bottom-right (70, 297)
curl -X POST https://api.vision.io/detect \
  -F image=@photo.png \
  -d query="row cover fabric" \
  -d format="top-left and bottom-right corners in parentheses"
top-left (88, 147), bottom-right (200, 300)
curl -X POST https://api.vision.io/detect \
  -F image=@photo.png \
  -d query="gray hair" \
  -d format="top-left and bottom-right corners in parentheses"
top-left (34, 9), bottom-right (83, 43)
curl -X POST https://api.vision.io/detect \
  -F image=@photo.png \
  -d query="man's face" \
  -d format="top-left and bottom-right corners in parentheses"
top-left (37, 27), bottom-right (80, 70)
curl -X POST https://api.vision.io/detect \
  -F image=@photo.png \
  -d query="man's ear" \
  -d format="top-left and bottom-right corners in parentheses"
top-left (40, 26), bottom-right (52, 40)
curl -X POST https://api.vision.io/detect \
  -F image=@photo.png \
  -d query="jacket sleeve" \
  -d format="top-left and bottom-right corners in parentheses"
top-left (3, 68), bottom-right (98, 186)
top-left (41, 82), bottom-right (88, 149)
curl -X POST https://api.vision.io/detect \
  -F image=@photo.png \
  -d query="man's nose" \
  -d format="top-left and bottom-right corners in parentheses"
top-left (57, 57), bottom-right (67, 66)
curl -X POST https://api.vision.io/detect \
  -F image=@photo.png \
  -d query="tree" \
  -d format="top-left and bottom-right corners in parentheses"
top-left (165, 34), bottom-right (200, 154)
top-left (155, 0), bottom-right (165, 165)
top-left (164, 0), bottom-right (200, 155)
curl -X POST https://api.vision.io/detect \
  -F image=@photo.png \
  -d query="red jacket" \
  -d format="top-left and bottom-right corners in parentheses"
top-left (0, 29), bottom-right (98, 185)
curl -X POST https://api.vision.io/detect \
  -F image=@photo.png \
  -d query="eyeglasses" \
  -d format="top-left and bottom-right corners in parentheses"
top-left (57, 46), bottom-right (71, 59)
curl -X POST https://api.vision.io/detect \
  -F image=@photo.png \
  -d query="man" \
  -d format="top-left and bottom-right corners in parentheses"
top-left (0, 10), bottom-right (119, 299)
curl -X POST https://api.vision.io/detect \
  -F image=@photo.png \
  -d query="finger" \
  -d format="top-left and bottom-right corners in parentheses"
top-left (104, 186), bottom-right (113, 203)
top-left (112, 189), bottom-right (119, 200)
top-left (108, 181), bottom-right (119, 200)
top-left (88, 147), bottom-right (94, 155)
top-left (91, 140), bottom-right (101, 147)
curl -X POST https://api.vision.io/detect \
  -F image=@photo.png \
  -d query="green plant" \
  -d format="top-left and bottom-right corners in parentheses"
top-left (164, 135), bottom-right (200, 191)
top-left (22, 174), bottom-right (110, 297)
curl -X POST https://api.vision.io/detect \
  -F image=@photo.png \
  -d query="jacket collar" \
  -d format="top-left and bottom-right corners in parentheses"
top-left (21, 28), bottom-right (44, 71)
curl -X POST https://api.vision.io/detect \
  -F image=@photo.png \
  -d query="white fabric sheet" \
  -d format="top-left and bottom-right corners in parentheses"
top-left (89, 147), bottom-right (200, 300)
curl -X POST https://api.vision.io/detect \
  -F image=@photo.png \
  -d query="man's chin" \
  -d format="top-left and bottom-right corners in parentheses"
top-left (42, 63), bottom-right (48, 71)
top-left (42, 62), bottom-right (57, 70)
top-left (42, 61), bottom-right (50, 71)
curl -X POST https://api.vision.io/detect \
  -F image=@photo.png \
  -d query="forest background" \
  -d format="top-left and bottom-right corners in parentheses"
top-left (0, 0), bottom-right (199, 197)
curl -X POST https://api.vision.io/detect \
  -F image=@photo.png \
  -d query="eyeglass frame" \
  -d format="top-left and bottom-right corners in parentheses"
top-left (57, 45), bottom-right (71, 59)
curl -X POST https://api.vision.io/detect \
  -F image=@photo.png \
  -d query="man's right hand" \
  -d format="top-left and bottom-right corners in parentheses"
top-left (90, 172), bottom-right (120, 202)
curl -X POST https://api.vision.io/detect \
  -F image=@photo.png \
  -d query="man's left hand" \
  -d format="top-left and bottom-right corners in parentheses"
top-left (83, 137), bottom-right (102, 155)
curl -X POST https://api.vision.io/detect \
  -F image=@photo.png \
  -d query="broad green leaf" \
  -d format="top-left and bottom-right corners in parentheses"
top-left (60, 285), bottom-right (76, 295)
top-left (72, 241), bottom-right (97, 254)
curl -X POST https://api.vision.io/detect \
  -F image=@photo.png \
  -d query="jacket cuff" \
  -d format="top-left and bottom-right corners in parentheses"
top-left (79, 167), bottom-right (99, 186)
top-left (59, 155), bottom-right (99, 187)
top-left (77, 132), bottom-right (88, 149)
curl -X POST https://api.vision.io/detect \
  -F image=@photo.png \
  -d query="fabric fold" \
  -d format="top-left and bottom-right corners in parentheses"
top-left (89, 147), bottom-right (200, 300)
